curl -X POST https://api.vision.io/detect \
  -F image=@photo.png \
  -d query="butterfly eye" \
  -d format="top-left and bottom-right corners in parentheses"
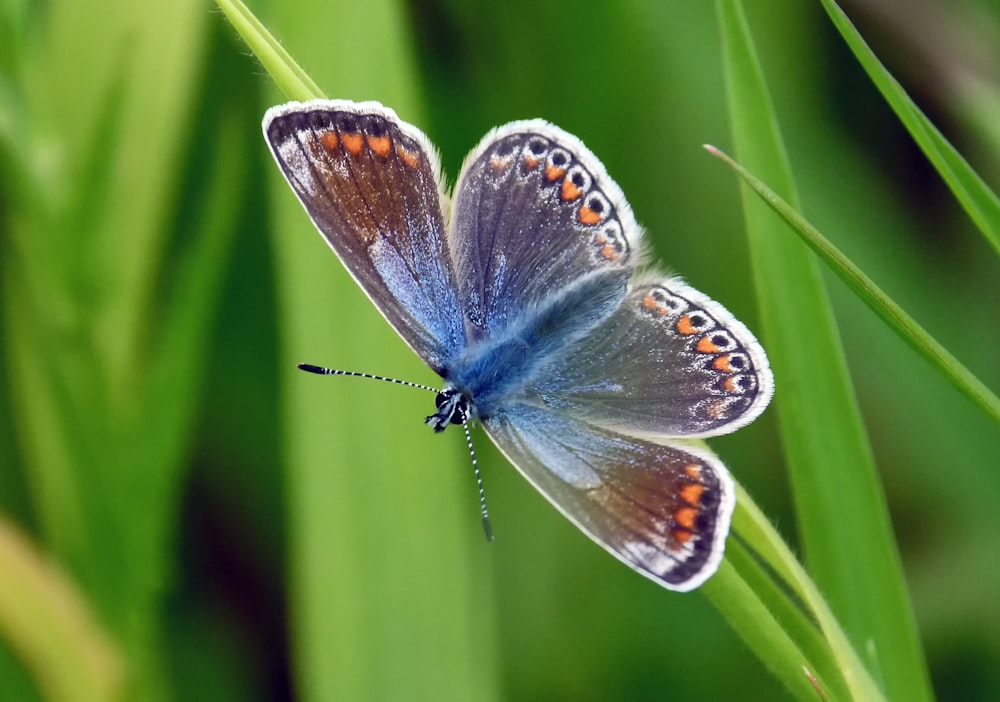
top-left (432, 389), bottom-right (469, 426)
top-left (434, 391), bottom-right (448, 410)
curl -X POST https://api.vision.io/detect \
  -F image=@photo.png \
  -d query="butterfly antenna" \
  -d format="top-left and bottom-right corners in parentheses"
top-left (297, 363), bottom-right (438, 393)
top-left (462, 418), bottom-right (493, 542)
top-left (299, 362), bottom-right (493, 540)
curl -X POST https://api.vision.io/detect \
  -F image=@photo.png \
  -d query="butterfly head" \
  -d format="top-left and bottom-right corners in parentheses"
top-left (426, 386), bottom-right (472, 433)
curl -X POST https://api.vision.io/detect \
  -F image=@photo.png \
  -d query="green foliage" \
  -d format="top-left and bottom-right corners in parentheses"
top-left (1, 0), bottom-right (998, 700)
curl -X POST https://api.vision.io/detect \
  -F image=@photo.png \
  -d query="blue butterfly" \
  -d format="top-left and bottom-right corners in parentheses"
top-left (263, 100), bottom-right (773, 591)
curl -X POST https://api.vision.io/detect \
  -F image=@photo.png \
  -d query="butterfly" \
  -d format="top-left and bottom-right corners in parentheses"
top-left (263, 99), bottom-right (773, 592)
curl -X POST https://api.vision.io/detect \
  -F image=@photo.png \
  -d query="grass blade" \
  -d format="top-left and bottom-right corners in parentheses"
top-left (716, 2), bottom-right (935, 700)
top-left (0, 518), bottom-right (122, 702)
top-left (819, 0), bottom-right (1000, 257)
top-left (219, 1), bottom-right (502, 699)
top-left (215, 0), bottom-right (322, 101)
top-left (704, 144), bottom-right (1000, 426)
top-left (702, 554), bottom-right (830, 702)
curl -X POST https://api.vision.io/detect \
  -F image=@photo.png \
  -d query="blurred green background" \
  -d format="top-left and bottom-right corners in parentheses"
top-left (1, 0), bottom-right (998, 700)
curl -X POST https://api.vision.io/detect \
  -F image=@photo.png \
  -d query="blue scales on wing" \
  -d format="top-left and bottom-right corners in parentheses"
top-left (447, 121), bottom-right (640, 344)
top-left (531, 279), bottom-right (774, 439)
top-left (263, 100), bottom-right (465, 374)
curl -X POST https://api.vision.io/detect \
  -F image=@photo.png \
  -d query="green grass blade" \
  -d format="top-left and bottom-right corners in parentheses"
top-left (704, 479), bottom-right (883, 701)
top-left (702, 554), bottom-right (830, 702)
top-left (728, 485), bottom-right (886, 702)
top-left (704, 145), bottom-right (1000, 427)
top-left (0, 518), bottom-right (122, 702)
top-left (716, 2), bottom-right (934, 700)
top-left (819, 0), bottom-right (1000, 257)
top-left (219, 2), bottom-right (502, 700)
top-left (215, 0), bottom-right (322, 101)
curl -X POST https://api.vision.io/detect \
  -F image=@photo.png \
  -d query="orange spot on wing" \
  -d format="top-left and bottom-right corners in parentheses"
top-left (545, 164), bottom-right (566, 182)
top-left (714, 355), bottom-right (734, 373)
top-left (524, 154), bottom-right (541, 169)
top-left (366, 134), bottom-right (391, 158)
top-left (319, 130), bottom-right (339, 152)
top-left (685, 464), bottom-right (702, 480)
top-left (561, 176), bottom-right (583, 201)
top-left (600, 245), bottom-right (617, 260)
top-left (396, 144), bottom-right (420, 168)
top-left (697, 336), bottom-right (722, 353)
top-left (680, 483), bottom-right (704, 507)
top-left (676, 315), bottom-right (698, 335)
top-left (672, 528), bottom-right (693, 544)
top-left (723, 376), bottom-right (743, 393)
top-left (489, 155), bottom-right (511, 172)
top-left (578, 205), bottom-right (603, 225)
top-left (643, 294), bottom-right (658, 310)
top-left (341, 132), bottom-right (364, 155)
top-left (675, 507), bottom-right (698, 530)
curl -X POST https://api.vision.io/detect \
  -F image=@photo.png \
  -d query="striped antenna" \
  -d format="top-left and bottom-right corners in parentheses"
top-left (297, 363), bottom-right (438, 393)
top-left (463, 418), bottom-right (493, 542)
top-left (297, 362), bottom-right (494, 541)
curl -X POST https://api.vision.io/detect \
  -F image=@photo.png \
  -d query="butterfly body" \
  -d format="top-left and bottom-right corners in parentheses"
top-left (264, 99), bottom-right (773, 592)
top-left (441, 268), bottom-right (629, 422)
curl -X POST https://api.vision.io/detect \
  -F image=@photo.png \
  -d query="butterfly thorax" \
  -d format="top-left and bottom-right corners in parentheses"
top-left (428, 269), bottom-right (629, 430)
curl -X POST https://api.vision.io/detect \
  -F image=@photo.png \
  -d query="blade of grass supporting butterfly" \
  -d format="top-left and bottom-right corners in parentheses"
top-left (218, 2), bottom-right (501, 700)
top-left (703, 145), bottom-right (1000, 426)
top-left (703, 486), bottom-right (862, 702)
top-left (727, 485), bottom-right (886, 701)
top-left (702, 556), bottom-right (831, 702)
top-left (819, 0), bottom-right (1000, 257)
top-left (214, 0), bottom-right (321, 101)
top-left (715, 2), bottom-right (935, 701)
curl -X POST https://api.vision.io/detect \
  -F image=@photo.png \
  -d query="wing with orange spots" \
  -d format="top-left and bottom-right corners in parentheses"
top-left (483, 403), bottom-right (734, 592)
top-left (448, 121), bottom-right (642, 343)
top-left (533, 278), bottom-right (774, 439)
top-left (264, 100), bottom-right (465, 373)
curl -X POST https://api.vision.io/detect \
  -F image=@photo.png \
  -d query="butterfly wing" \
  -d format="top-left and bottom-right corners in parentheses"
top-left (263, 100), bottom-right (465, 373)
top-left (447, 119), bottom-right (771, 436)
top-left (483, 403), bottom-right (735, 592)
top-left (533, 277), bottom-right (774, 438)
top-left (447, 121), bottom-right (641, 342)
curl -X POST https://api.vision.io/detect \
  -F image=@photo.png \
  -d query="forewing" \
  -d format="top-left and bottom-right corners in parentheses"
top-left (263, 100), bottom-right (464, 373)
top-left (484, 404), bottom-right (734, 592)
top-left (533, 277), bottom-right (774, 438)
top-left (448, 121), bottom-right (641, 341)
